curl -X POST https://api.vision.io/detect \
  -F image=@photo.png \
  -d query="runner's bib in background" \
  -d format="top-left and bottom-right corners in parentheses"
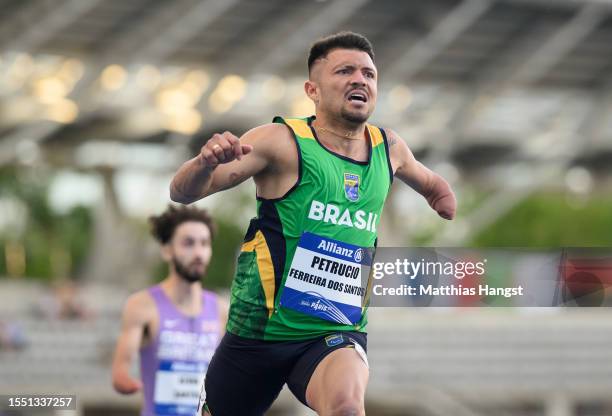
top-left (280, 232), bottom-right (372, 325)
top-left (140, 287), bottom-right (220, 416)
top-left (153, 360), bottom-right (206, 415)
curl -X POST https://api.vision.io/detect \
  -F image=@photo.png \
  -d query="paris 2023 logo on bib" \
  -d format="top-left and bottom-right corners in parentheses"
top-left (344, 173), bottom-right (360, 202)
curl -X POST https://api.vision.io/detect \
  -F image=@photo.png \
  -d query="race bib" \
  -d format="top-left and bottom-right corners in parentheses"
top-left (153, 360), bottom-right (206, 415)
top-left (280, 232), bottom-right (372, 325)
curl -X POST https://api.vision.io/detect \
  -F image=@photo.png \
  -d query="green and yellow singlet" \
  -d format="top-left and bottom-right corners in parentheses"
top-left (226, 116), bottom-right (393, 340)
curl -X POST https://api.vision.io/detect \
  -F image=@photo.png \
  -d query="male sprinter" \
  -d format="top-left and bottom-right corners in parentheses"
top-left (170, 32), bottom-right (456, 416)
top-left (112, 205), bottom-right (227, 416)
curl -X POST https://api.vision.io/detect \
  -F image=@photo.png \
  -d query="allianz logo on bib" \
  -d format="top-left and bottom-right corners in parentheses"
top-left (317, 239), bottom-right (363, 263)
top-left (308, 200), bottom-right (378, 233)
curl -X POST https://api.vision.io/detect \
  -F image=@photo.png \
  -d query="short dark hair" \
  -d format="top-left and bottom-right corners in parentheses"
top-left (149, 205), bottom-right (216, 244)
top-left (308, 31), bottom-right (375, 73)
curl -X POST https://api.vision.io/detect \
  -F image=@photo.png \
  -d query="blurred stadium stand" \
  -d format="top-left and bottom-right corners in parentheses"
top-left (2, 283), bottom-right (612, 415)
top-left (2, 0), bottom-right (612, 415)
top-left (366, 309), bottom-right (612, 416)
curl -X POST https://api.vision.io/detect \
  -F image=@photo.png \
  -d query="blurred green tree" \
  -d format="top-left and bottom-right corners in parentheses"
top-left (0, 166), bottom-right (93, 280)
top-left (472, 192), bottom-right (612, 247)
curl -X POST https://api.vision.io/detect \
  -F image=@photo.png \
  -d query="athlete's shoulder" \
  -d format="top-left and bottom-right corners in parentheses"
top-left (243, 122), bottom-right (293, 142)
top-left (382, 127), bottom-right (410, 154)
top-left (382, 127), bottom-right (420, 176)
top-left (202, 288), bottom-right (219, 302)
top-left (273, 116), bottom-right (317, 140)
top-left (242, 122), bottom-right (299, 169)
top-left (122, 288), bottom-right (157, 324)
top-left (382, 127), bottom-right (400, 144)
top-left (240, 122), bottom-right (294, 156)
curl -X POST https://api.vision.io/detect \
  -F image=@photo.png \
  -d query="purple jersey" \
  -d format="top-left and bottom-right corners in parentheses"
top-left (139, 285), bottom-right (220, 416)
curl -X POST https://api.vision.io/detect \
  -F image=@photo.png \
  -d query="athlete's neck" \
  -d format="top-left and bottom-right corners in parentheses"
top-left (162, 276), bottom-right (201, 309)
top-left (313, 114), bottom-right (366, 144)
top-left (312, 115), bottom-right (368, 159)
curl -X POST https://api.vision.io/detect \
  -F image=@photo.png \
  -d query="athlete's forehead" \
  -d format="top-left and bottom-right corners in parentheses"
top-left (172, 221), bottom-right (211, 242)
top-left (310, 48), bottom-right (377, 76)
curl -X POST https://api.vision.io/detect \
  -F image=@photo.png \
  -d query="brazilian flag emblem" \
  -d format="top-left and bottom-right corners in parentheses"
top-left (344, 173), bottom-right (360, 202)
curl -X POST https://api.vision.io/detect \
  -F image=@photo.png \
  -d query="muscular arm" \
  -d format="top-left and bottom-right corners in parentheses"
top-left (170, 124), bottom-right (288, 204)
top-left (387, 128), bottom-right (456, 220)
top-left (111, 293), bottom-right (153, 394)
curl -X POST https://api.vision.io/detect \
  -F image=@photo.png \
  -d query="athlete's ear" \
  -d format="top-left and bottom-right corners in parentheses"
top-left (160, 244), bottom-right (172, 262)
top-left (304, 80), bottom-right (319, 105)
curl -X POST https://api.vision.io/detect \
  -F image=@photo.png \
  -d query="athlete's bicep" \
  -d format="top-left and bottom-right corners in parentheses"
top-left (112, 293), bottom-right (156, 394)
top-left (112, 296), bottom-right (149, 369)
top-left (205, 124), bottom-right (282, 196)
top-left (387, 128), bottom-right (433, 195)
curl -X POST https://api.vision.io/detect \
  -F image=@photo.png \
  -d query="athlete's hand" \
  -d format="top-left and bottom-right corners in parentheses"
top-left (428, 191), bottom-right (456, 220)
top-left (199, 131), bottom-right (253, 169)
top-left (112, 374), bottom-right (143, 395)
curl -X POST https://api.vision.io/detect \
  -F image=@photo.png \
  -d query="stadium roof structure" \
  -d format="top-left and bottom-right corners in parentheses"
top-left (1, 0), bottom-right (612, 172)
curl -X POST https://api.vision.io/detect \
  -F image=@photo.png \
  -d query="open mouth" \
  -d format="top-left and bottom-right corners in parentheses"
top-left (347, 91), bottom-right (368, 103)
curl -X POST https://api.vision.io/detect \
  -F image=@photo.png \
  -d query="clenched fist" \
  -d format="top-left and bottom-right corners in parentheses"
top-left (200, 131), bottom-right (253, 168)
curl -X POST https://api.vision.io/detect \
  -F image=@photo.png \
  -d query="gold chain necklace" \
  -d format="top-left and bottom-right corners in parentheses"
top-left (315, 124), bottom-right (363, 141)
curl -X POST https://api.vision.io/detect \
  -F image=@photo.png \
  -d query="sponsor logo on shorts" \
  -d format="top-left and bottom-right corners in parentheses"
top-left (325, 334), bottom-right (344, 347)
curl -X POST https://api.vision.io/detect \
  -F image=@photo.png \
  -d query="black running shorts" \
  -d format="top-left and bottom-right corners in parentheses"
top-left (200, 331), bottom-right (367, 416)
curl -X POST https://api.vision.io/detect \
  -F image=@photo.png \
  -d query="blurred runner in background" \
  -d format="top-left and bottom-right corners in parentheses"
top-left (112, 205), bottom-right (227, 416)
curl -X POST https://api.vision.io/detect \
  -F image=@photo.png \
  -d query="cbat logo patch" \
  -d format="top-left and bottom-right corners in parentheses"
top-left (344, 173), bottom-right (360, 202)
